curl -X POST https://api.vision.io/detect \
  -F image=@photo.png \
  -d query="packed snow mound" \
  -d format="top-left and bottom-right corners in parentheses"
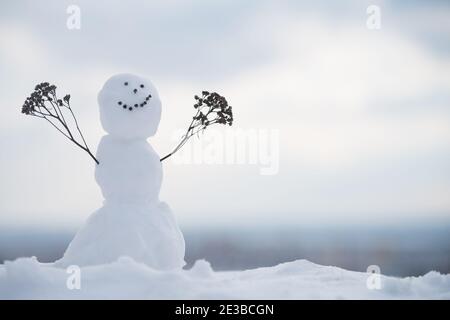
top-left (0, 257), bottom-right (449, 299)
top-left (55, 201), bottom-right (185, 269)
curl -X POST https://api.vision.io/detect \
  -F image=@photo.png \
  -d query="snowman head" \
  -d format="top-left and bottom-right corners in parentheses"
top-left (98, 73), bottom-right (162, 139)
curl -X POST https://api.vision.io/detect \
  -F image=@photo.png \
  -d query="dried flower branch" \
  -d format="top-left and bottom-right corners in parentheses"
top-left (21, 82), bottom-right (99, 164)
top-left (160, 91), bottom-right (233, 162)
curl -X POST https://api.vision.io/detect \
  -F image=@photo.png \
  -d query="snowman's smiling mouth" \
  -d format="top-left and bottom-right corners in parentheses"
top-left (117, 93), bottom-right (152, 111)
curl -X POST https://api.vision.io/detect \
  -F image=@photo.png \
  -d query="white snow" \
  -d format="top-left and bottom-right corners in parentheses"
top-left (0, 257), bottom-right (448, 299)
top-left (56, 74), bottom-right (185, 269)
top-left (94, 135), bottom-right (162, 203)
top-left (54, 202), bottom-right (185, 269)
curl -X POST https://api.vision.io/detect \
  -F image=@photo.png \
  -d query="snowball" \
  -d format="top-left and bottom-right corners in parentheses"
top-left (98, 73), bottom-right (162, 140)
top-left (55, 201), bottom-right (185, 269)
top-left (95, 135), bottom-right (162, 202)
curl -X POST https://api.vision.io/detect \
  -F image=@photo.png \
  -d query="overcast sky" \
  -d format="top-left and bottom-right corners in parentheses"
top-left (1, 0), bottom-right (449, 229)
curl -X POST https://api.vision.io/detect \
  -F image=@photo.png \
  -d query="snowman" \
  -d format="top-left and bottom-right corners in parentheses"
top-left (56, 74), bottom-right (185, 270)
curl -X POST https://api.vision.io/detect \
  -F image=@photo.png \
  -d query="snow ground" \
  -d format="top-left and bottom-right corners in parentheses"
top-left (0, 257), bottom-right (448, 299)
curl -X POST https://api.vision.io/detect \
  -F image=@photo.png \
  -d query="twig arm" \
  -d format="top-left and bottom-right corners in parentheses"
top-left (21, 82), bottom-right (99, 165)
top-left (160, 91), bottom-right (233, 162)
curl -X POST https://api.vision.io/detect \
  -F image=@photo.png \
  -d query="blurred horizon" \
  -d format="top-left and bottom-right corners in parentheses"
top-left (1, 222), bottom-right (449, 277)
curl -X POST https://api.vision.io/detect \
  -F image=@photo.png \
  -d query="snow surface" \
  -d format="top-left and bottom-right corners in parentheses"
top-left (0, 257), bottom-right (448, 299)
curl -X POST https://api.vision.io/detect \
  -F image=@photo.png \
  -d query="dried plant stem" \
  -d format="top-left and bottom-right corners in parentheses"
top-left (25, 87), bottom-right (99, 164)
top-left (160, 91), bottom-right (233, 162)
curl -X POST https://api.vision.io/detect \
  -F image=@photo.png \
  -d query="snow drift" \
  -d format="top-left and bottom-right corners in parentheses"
top-left (0, 257), bottom-right (448, 299)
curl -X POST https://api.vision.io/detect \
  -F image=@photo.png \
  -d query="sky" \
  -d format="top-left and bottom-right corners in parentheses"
top-left (0, 0), bottom-right (449, 229)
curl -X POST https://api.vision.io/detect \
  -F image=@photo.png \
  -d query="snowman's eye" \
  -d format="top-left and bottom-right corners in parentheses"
top-left (140, 84), bottom-right (144, 88)
top-left (124, 82), bottom-right (128, 86)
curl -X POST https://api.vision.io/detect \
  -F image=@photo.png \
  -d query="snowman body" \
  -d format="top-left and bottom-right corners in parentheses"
top-left (56, 74), bottom-right (185, 269)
